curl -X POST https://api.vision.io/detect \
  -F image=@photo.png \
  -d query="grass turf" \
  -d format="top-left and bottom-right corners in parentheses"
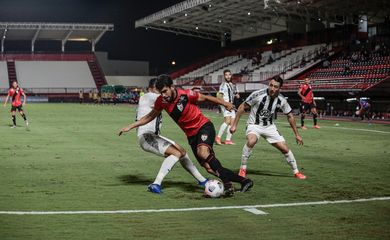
top-left (0, 103), bottom-right (389, 239)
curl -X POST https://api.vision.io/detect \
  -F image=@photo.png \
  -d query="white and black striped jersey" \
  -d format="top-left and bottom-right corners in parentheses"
top-left (136, 92), bottom-right (162, 137)
top-left (219, 81), bottom-right (237, 103)
top-left (245, 89), bottom-right (292, 126)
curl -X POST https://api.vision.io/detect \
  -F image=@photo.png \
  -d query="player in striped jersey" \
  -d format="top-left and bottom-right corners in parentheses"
top-left (119, 78), bottom-right (208, 194)
top-left (216, 69), bottom-right (239, 145)
top-left (230, 76), bottom-right (306, 179)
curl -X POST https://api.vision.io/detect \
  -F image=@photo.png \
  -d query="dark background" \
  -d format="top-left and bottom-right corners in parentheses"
top-left (0, 0), bottom-right (221, 74)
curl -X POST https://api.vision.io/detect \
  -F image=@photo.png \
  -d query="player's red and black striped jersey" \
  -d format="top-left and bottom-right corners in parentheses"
top-left (8, 87), bottom-right (24, 107)
top-left (154, 88), bottom-right (210, 137)
top-left (299, 83), bottom-right (313, 103)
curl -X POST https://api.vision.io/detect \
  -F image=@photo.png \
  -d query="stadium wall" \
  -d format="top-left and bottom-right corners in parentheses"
top-left (105, 76), bottom-right (155, 88)
top-left (0, 61), bottom-right (9, 89)
top-left (15, 61), bottom-right (96, 89)
top-left (95, 52), bottom-right (149, 76)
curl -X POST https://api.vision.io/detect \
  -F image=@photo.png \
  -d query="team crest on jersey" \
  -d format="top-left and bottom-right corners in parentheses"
top-left (201, 134), bottom-right (208, 141)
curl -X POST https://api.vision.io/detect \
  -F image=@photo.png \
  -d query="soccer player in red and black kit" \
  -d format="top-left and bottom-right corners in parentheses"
top-left (298, 78), bottom-right (320, 129)
top-left (3, 81), bottom-right (29, 128)
top-left (119, 75), bottom-right (253, 196)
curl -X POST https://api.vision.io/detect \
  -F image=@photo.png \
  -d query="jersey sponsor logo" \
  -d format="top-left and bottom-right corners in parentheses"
top-left (201, 134), bottom-right (208, 141)
top-left (259, 109), bottom-right (272, 118)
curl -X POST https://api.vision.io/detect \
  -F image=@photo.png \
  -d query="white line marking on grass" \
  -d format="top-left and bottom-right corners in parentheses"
top-left (244, 208), bottom-right (268, 215)
top-left (277, 122), bottom-right (390, 134)
top-left (0, 197), bottom-right (389, 215)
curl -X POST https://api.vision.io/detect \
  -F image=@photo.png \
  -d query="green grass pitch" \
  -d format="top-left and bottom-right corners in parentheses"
top-left (0, 103), bottom-right (389, 239)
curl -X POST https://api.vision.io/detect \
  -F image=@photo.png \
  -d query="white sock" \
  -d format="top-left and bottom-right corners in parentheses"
top-left (285, 150), bottom-right (299, 174)
top-left (226, 126), bottom-right (233, 141)
top-left (241, 144), bottom-right (252, 170)
top-left (217, 122), bottom-right (228, 138)
top-left (153, 155), bottom-right (179, 185)
top-left (179, 154), bottom-right (207, 183)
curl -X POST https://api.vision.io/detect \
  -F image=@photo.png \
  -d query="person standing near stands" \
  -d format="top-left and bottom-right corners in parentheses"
top-left (79, 89), bottom-right (84, 104)
top-left (3, 81), bottom-right (29, 128)
top-left (215, 69), bottom-right (239, 145)
top-left (298, 78), bottom-right (320, 129)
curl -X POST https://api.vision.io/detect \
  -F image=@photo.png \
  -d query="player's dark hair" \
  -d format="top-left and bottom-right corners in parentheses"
top-left (223, 69), bottom-right (231, 75)
top-left (272, 75), bottom-right (284, 87)
top-left (148, 78), bottom-right (157, 89)
top-left (156, 74), bottom-right (173, 91)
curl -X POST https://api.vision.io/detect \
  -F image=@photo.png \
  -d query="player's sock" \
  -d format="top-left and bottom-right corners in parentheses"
top-left (207, 154), bottom-right (246, 183)
top-left (12, 116), bottom-right (16, 126)
top-left (21, 113), bottom-right (27, 121)
top-left (284, 150), bottom-right (299, 174)
top-left (300, 115), bottom-right (305, 127)
top-left (226, 126), bottom-right (232, 141)
top-left (179, 154), bottom-right (207, 183)
top-left (153, 155), bottom-right (179, 185)
top-left (313, 113), bottom-right (318, 125)
top-left (217, 122), bottom-right (228, 137)
top-left (241, 144), bottom-right (253, 170)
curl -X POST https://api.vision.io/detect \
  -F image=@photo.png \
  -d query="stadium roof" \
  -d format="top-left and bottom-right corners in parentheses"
top-left (135, 0), bottom-right (390, 42)
top-left (0, 22), bottom-right (114, 52)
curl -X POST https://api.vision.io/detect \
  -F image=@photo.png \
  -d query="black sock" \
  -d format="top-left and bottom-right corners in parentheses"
top-left (207, 154), bottom-right (246, 184)
top-left (313, 114), bottom-right (317, 125)
top-left (12, 116), bottom-right (16, 126)
top-left (21, 113), bottom-right (27, 121)
top-left (301, 115), bottom-right (305, 126)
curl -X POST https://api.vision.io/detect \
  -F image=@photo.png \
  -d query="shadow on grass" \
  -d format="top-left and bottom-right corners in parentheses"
top-left (246, 169), bottom-right (291, 178)
top-left (117, 174), bottom-right (200, 192)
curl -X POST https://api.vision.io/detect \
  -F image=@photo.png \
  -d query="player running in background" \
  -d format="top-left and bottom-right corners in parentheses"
top-left (230, 76), bottom-right (306, 179)
top-left (119, 78), bottom-right (208, 194)
top-left (3, 81), bottom-right (28, 128)
top-left (298, 78), bottom-right (320, 129)
top-left (119, 75), bottom-right (253, 196)
top-left (356, 97), bottom-right (371, 120)
top-left (215, 69), bottom-right (240, 145)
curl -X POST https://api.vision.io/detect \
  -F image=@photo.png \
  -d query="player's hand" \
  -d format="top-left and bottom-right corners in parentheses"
top-left (230, 125), bottom-right (236, 134)
top-left (224, 102), bottom-right (234, 111)
top-left (118, 126), bottom-right (132, 136)
top-left (295, 134), bottom-right (303, 145)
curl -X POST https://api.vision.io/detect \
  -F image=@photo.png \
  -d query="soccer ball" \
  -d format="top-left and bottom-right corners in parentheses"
top-left (204, 179), bottom-right (224, 198)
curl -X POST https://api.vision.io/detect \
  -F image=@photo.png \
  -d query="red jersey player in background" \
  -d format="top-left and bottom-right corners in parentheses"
top-left (3, 81), bottom-right (29, 128)
top-left (298, 78), bottom-right (320, 129)
top-left (119, 75), bottom-right (253, 196)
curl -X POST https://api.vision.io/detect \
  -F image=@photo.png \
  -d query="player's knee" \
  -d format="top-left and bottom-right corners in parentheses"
top-left (196, 149), bottom-right (209, 161)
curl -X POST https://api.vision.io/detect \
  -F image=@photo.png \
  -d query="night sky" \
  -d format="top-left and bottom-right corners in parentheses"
top-left (0, 0), bottom-right (221, 74)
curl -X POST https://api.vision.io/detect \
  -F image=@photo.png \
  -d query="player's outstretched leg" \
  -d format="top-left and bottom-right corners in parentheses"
top-left (11, 111), bottom-right (16, 128)
top-left (196, 146), bottom-right (253, 196)
top-left (272, 142), bottom-right (306, 179)
top-left (19, 110), bottom-right (28, 127)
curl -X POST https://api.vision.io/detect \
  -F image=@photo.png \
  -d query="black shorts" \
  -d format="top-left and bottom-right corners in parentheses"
top-left (187, 121), bottom-right (215, 164)
top-left (11, 105), bottom-right (23, 112)
top-left (300, 102), bottom-right (315, 113)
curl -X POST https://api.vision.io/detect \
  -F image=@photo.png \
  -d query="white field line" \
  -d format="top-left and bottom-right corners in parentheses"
top-left (210, 115), bottom-right (390, 134)
top-left (0, 197), bottom-right (389, 215)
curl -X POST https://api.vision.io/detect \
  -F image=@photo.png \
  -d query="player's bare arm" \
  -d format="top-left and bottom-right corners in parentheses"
top-left (297, 89), bottom-right (305, 101)
top-left (230, 102), bottom-right (249, 134)
top-left (197, 93), bottom-right (234, 111)
top-left (22, 92), bottom-right (27, 106)
top-left (3, 95), bottom-right (9, 107)
top-left (118, 108), bottom-right (161, 136)
top-left (287, 112), bottom-right (303, 145)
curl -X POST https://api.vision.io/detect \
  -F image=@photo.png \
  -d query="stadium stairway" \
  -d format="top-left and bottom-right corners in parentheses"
top-left (87, 57), bottom-right (107, 91)
top-left (6, 60), bottom-right (17, 87)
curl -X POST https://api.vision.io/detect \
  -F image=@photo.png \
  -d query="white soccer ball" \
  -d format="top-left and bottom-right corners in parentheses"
top-left (204, 179), bottom-right (224, 198)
